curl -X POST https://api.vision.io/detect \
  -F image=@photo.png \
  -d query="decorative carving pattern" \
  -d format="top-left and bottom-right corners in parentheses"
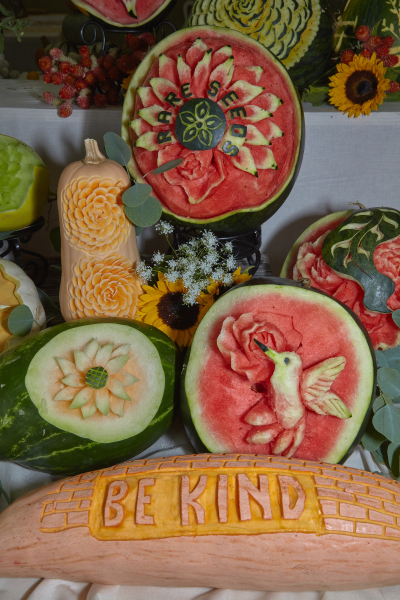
top-left (68, 253), bottom-right (142, 320)
top-left (39, 454), bottom-right (400, 542)
top-left (62, 177), bottom-right (130, 256)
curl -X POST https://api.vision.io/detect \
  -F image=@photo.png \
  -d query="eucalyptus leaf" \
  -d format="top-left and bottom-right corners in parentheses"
top-left (36, 287), bottom-right (62, 316)
top-left (122, 184), bottom-right (152, 207)
top-left (362, 419), bottom-right (386, 452)
top-left (50, 226), bottom-right (61, 254)
top-left (135, 226), bottom-right (144, 236)
top-left (8, 305), bottom-right (34, 337)
top-left (373, 404), bottom-right (400, 443)
top-left (373, 445), bottom-right (385, 464)
top-left (103, 132), bottom-right (131, 167)
top-left (393, 310), bottom-right (400, 329)
top-left (388, 442), bottom-right (400, 478)
top-left (124, 196), bottom-right (163, 228)
top-left (375, 350), bottom-right (389, 368)
top-left (151, 158), bottom-right (183, 175)
top-left (378, 367), bottom-right (400, 398)
top-left (373, 395), bottom-right (386, 413)
top-left (382, 345), bottom-right (400, 370)
top-left (0, 480), bottom-right (10, 505)
top-left (0, 230), bottom-right (14, 241)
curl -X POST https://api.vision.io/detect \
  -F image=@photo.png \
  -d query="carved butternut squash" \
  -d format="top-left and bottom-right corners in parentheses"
top-left (2, 453), bottom-right (400, 590)
top-left (57, 139), bottom-right (141, 322)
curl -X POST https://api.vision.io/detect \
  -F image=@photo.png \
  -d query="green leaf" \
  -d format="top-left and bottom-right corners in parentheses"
top-left (103, 132), bottom-right (131, 167)
top-left (122, 184), bottom-right (152, 207)
top-left (124, 196), bottom-right (163, 228)
top-left (375, 350), bottom-right (389, 368)
top-left (393, 310), bottom-right (400, 328)
top-left (135, 226), bottom-right (144, 236)
top-left (373, 404), bottom-right (400, 443)
top-left (373, 445), bottom-right (385, 464)
top-left (301, 85), bottom-right (330, 107)
top-left (152, 158), bottom-right (183, 175)
top-left (50, 226), bottom-right (61, 254)
top-left (362, 418), bottom-right (386, 451)
top-left (378, 367), bottom-right (400, 397)
top-left (382, 345), bottom-right (400, 370)
top-left (373, 395), bottom-right (386, 413)
top-left (36, 287), bottom-right (62, 316)
top-left (388, 443), bottom-right (400, 478)
top-left (8, 305), bottom-right (34, 337)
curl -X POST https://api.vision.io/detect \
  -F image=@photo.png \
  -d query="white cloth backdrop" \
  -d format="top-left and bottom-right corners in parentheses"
top-left (1, 80), bottom-right (400, 598)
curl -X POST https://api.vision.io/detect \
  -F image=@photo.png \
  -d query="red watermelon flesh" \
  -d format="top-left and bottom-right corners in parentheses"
top-left (125, 28), bottom-right (302, 229)
top-left (281, 212), bottom-right (400, 350)
top-left (73, 0), bottom-right (172, 26)
top-left (183, 282), bottom-right (375, 463)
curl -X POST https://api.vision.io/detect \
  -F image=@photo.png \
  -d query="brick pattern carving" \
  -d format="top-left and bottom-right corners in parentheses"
top-left (39, 454), bottom-right (400, 540)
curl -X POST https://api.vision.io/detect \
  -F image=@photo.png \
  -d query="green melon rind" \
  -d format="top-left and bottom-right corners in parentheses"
top-left (71, 0), bottom-right (179, 28)
top-left (181, 277), bottom-right (376, 464)
top-left (121, 25), bottom-right (304, 234)
top-left (0, 318), bottom-right (177, 475)
top-left (280, 210), bottom-right (352, 279)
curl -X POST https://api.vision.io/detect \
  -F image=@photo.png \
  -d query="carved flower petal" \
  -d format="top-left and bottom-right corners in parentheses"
top-left (106, 355), bottom-right (129, 375)
top-left (84, 339), bottom-right (99, 360)
top-left (195, 100), bottom-right (210, 121)
top-left (108, 378), bottom-right (131, 401)
top-left (111, 344), bottom-right (131, 358)
top-left (110, 397), bottom-right (125, 417)
top-left (62, 374), bottom-right (84, 387)
top-left (95, 388), bottom-right (110, 416)
top-left (69, 386), bottom-right (92, 409)
top-left (74, 350), bottom-right (93, 373)
top-left (199, 127), bottom-right (213, 147)
top-left (119, 371), bottom-right (139, 387)
top-left (183, 126), bottom-right (199, 143)
top-left (95, 343), bottom-right (114, 367)
top-left (81, 404), bottom-right (97, 419)
top-left (179, 110), bottom-right (196, 126)
top-left (55, 357), bottom-right (77, 377)
top-left (54, 387), bottom-right (76, 401)
top-left (205, 115), bottom-right (223, 130)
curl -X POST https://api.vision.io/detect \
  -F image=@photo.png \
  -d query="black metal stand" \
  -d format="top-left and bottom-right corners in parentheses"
top-left (80, 18), bottom-right (177, 54)
top-left (172, 226), bottom-right (262, 275)
top-left (0, 217), bottom-right (49, 286)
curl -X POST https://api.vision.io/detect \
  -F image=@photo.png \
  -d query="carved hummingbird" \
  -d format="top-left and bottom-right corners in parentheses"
top-left (245, 340), bottom-right (351, 458)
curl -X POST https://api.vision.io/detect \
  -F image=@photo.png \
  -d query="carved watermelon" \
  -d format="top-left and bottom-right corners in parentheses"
top-left (181, 278), bottom-right (376, 463)
top-left (281, 208), bottom-right (400, 350)
top-left (121, 26), bottom-right (304, 234)
top-left (71, 0), bottom-right (178, 28)
top-left (187, 0), bottom-right (334, 90)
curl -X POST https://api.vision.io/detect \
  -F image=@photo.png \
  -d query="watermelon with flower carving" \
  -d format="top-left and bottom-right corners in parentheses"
top-left (122, 26), bottom-right (304, 234)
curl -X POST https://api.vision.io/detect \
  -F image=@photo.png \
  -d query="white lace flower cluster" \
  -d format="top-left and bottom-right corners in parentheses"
top-left (136, 223), bottom-right (238, 306)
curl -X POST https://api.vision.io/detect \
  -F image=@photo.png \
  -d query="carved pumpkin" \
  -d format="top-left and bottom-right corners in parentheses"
top-left (57, 139), bottom-right (142, 322)
top-left (0, 258), bottom-right (46, 351)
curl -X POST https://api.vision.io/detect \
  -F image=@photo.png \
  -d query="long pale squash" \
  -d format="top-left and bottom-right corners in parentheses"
top-left (57, 139), bottom-right (141, 322)
top-left (1, 453), bottom-right (400, 590)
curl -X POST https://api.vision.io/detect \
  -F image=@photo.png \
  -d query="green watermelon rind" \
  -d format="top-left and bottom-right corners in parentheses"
top-left (280, 210), bottom-right (353, 279)
top-left (72, 0), bottom-right (179, 28)
top-left (0, 318), bottom-right (177, 475)
top-left (121, 25), bottom-right (304, 234)
top-left (181, 277), bottom-right (376, 464)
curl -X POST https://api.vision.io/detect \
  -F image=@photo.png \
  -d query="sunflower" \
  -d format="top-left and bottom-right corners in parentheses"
top-left (135, 273), bottom-right (214, 348)
top-left (207, 266), bottom-right (252, 296)
top-left (329, 53), bottom-right (390, 118)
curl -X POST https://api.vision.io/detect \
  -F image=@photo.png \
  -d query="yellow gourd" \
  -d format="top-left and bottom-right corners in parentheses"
top-left (57, 139), bottom-right (141, 322)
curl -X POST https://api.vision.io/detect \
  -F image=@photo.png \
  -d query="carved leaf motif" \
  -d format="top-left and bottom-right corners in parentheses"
top-left (199, 128), bottom-right (212, 146)
top-left (179, 111), bottom-right (196, 126)
top-left (195, 100), bottom-right (210, 120)
top-left (322, 208), bottom-right (400, 313)
top-left (183, 125), bottom-right (198, 143)
top-left (205, 115), bottom-right (223, 130)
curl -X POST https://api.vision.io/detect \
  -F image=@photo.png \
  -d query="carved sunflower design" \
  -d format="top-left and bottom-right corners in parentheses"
top-left (54, 339), bottom-right (139, 419)
top-left (130, 38), bottom-right (284, 204)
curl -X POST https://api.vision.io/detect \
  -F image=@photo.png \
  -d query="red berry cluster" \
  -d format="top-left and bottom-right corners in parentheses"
top-left (338, 25), bottom-right (400, 94)
top-left (39, 32), bottom-right (156, 118)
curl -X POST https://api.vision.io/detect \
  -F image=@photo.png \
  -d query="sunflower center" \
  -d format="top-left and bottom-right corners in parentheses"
top-left (345, 70), bottom-right (379, 104)
top-left (157, 291), bottom-right (200, 330)
top-left (85, 366), bottom-right (109, 389)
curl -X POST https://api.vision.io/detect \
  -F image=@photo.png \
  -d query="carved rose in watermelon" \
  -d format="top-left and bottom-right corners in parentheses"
top-left (121, 26), bottom-right (304, 234)
top-left (71, 0), bottom-right (178, 28)
top-left (187, 0), bottom-right (334, 89)
top-left (182, 278), bottom-right (376, 463)
top-left (281, 208), bottom-right (400, 350)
